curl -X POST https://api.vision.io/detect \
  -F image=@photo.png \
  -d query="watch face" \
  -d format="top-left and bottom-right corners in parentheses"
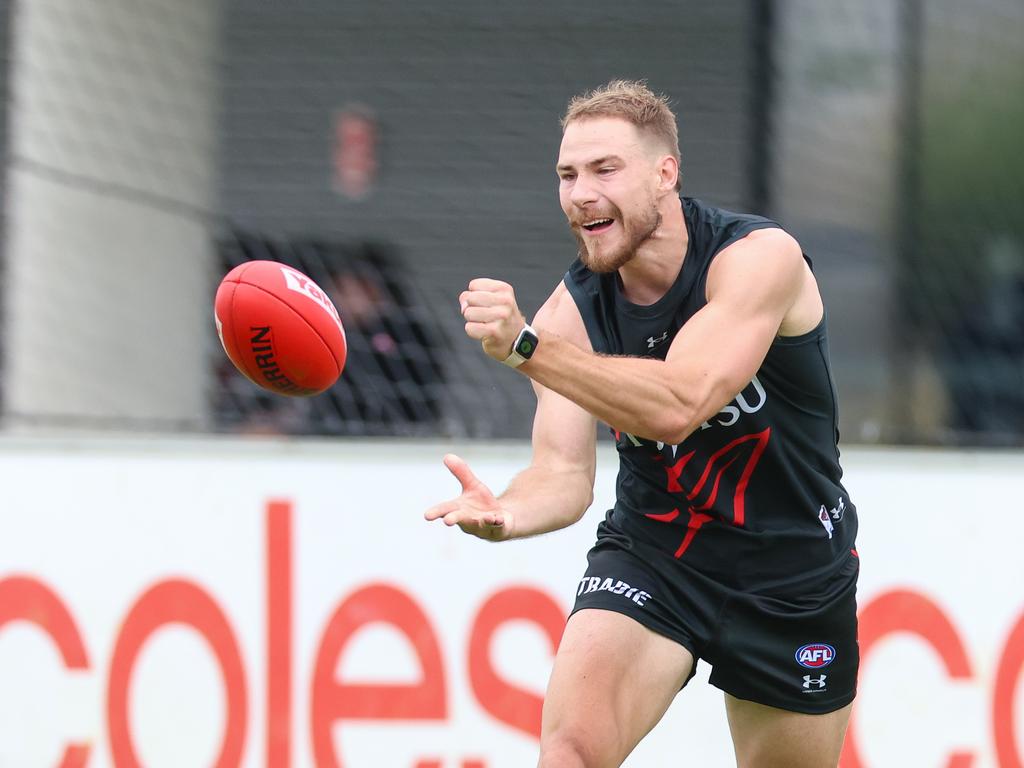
top-left (517, 329), bottom-right (538, 359)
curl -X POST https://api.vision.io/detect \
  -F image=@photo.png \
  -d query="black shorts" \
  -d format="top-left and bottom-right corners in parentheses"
top-left (569, 515), bottom-right (860, 715)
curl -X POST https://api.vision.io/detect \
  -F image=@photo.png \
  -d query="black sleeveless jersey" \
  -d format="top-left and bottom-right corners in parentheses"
top-left (564, 197), bottom-right (857, 593)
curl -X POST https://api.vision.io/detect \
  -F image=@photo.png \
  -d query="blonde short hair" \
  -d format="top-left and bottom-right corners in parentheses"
top-left (561, 79), bottom-right (681, 169)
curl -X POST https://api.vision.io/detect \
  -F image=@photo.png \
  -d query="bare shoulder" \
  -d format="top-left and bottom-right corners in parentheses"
top-left (710, 227), bottom-right (803, 280)
top-left (707, 227), bottom-right (822, 335)
top-left (533, 281), bottom-right (593, 352)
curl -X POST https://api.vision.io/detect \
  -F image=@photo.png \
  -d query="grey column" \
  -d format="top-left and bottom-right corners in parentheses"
top-left (1, 0), bottom-right (221, 430)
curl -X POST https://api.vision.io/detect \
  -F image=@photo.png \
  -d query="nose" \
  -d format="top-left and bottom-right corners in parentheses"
top-left (569, 173), bottom-right (598, 209)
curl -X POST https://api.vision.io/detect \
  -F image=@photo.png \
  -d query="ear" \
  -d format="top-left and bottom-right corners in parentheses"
top-left (656, 154), bottom-right (679, 193)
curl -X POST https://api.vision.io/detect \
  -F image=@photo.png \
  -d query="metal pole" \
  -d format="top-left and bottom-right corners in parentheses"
top-left (747, 0), bottom-right (777, 217)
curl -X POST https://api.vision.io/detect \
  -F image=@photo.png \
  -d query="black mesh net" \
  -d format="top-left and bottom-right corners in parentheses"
top-left (214, 234), bottom-right (453, 437)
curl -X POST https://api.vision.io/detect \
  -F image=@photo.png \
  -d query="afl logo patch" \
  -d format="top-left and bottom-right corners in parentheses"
top-left (795, 643), bottom-right (836, 668)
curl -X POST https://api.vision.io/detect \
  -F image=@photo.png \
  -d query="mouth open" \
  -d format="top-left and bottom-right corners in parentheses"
top-left (582, 218), bottom-right (615, 234)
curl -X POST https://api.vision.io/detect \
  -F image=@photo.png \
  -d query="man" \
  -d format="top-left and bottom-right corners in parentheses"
top-left (425, 80), bottom-right (859, 768)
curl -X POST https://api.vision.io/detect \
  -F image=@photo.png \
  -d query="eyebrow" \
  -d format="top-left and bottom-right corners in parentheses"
top-left (556, 155), bottom-right (624, 173)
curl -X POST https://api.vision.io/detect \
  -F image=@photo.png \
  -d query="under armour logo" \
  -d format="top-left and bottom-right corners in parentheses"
top-left (803, 674), bottom-right (827, 689)
top-left (825, 497), bottom-right (846, 521)
top-left (817, 496), bottom-right (847, 540)
top-left (646, 331), bottom-right (669, 349)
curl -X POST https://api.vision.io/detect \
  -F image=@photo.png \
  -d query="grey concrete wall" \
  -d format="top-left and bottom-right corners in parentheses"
top-left (1, 0), bottom-right (220, 430)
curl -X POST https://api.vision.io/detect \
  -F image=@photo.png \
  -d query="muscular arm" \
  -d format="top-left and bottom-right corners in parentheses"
top-left (497, 286), bottom-right (597, 537)
top-left (426, 284), bottom-right (597, 540)
top-left (497, 380), bottom-right (597, 538)
top-left (521, 230), bottom-right (813, 445)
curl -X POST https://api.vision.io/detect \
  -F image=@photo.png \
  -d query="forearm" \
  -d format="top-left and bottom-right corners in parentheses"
top-left (521, 332), bottom-right (701, 444)
top-left (499, 462), bottom-right (594, 539)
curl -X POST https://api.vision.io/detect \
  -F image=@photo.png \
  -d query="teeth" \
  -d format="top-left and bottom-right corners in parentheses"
top-left (584, 218), bottom-right (613, 227)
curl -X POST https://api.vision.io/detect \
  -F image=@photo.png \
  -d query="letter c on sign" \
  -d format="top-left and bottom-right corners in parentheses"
top-left (107, 579), bottom-right (248, 768)
top-left (0, 577), bottom-right (91, 768)
top-left (842, 589), bottom-right (974, 768)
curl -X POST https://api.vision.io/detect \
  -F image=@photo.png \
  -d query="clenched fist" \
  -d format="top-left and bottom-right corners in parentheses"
top-left (459, 278), bottom-right (527, 361)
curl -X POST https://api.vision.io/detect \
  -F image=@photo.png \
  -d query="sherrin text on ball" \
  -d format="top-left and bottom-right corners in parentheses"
top-left (215, 261), bottom-right (347, 396)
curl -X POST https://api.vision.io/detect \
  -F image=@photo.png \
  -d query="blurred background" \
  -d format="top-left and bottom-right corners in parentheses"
top-left (0, 0), bottom-right (1020, 447)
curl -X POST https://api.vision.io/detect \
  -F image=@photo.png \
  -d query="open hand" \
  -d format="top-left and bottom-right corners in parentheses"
top-left (423, 454), bottom-right (513, 541)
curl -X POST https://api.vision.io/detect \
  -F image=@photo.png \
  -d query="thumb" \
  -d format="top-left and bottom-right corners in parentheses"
top-left (443, 453), bottom-right (482, 493)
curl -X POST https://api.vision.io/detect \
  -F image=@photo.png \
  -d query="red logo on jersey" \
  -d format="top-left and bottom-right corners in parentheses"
top-left (645, 428), bottom-right (771, 557)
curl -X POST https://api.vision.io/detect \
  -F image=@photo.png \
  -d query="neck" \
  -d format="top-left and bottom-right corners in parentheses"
top-left (617, 196), bottom-right (687, 305)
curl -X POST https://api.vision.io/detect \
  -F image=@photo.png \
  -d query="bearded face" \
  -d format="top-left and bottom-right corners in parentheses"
top-left (557, 117), bottom-right (671, 274)
top-left (571, 195), bottom-right (662, 273)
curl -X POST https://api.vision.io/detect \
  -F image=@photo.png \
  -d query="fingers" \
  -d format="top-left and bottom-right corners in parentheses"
top-left (460, 292), bottom-right (516, 333)
top-left (459, 289), bottom-right (506, 309)
top-left (480, 512), bottom-right (506, 528)
top-left (423, 499), bottom-right (458, 521)
top-left (467, 278), bottom-right (512, 292)
top-left (444, 512), bottom-right (499, 528)
top-left (463, 322), bottom-right (495, 343)
top-left (425, 501), bottom-right (506, 542)
top-left (424, 453), bottom-right (508, 540)
top-left (443, 453), bottom-right (481, 492)
top-left (445, 511), bottom-right (504, 528)
top-left (459, 280), bottom-right (516, 317)
top-left (459, 281), bottom-right (526, 359)
top-left (462, 304), bottom-right (513, 324)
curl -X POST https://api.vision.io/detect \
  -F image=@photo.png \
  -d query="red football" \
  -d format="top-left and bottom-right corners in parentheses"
top-left (214, 260), bottom-right (347, 396)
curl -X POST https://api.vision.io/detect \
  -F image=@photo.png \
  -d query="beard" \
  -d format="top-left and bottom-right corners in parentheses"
top-left (572, 199), bottom-right (662, 274)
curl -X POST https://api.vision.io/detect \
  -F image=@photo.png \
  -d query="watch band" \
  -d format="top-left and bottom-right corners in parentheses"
top-left (501, 324), bottom-right (539, 368)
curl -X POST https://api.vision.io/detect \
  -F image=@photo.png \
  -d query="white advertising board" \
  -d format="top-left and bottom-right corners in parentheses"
top-left (0, 437), bottom-right (1021, 767)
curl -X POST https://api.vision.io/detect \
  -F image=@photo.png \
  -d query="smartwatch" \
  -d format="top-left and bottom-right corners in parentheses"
top-left (501, 324), bottom-right (539, 368)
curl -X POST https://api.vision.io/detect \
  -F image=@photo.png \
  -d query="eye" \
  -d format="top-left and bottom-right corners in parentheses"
top-left (598, 167), bottom-right (616, 176)
top-left (559, 172), bottom-right (576, 182)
